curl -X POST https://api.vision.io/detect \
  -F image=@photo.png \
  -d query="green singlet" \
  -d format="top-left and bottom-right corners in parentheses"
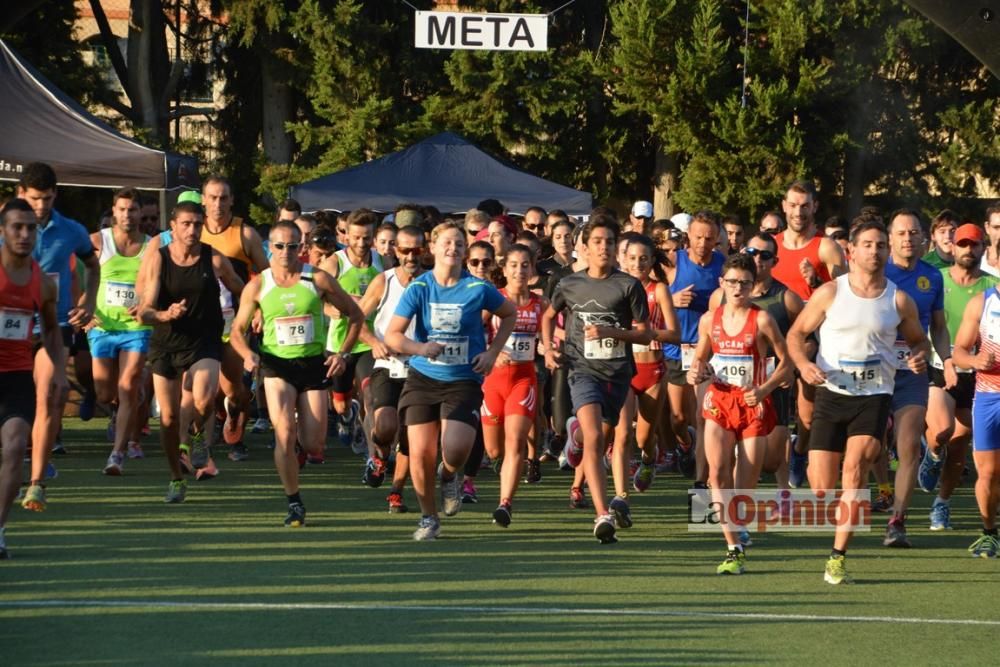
top-left (259, 265), bottom-right (325, 359)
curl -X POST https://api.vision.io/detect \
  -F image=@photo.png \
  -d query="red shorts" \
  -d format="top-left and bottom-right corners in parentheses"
top-left (702, 383), bottom-right (775, 440)
top-left (631, 360), bottom-right (666, 394)
top-left (482, 362), bottom-right (538, 425)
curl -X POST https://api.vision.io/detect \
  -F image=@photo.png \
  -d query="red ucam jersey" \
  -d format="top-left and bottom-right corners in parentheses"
top-left (633, 279), bottom-right (664, 354)
top-left (491, 289), bottom-right (543, 363)
top-left (0, 259), bottom-right (43, 372)
top-left (708, 304), bottom-right (767, 389)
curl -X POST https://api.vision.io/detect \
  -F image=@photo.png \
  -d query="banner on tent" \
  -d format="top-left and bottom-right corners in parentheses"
top-left (414, 11), bottom-right (548, 52)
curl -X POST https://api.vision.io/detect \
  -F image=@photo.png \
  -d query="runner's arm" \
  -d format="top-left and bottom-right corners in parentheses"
top-left (242, 224), bottom-right (269, 274)
top-left (71, 250), bottom-right (101, 328)
top-left (929, 309), bottom-right (952, 368)
top-left (313, 269), bottom-right (364, 355)
top-left (686, 312), bottom-right (714, 385)
top-left (39, 274), bottom-right (67, 376)
top-left (134, 234), bottom-right (162, 297)
top-left (819, 237), bottom-right (847, 278)
top-left (787, 282), bottom-right (834, 382)
top-left (952, 292), bottom-right (987, 371)
top-left (654, 281), bottom-right (681, 345)
top-left (356, 273), bottom-right (386, 351)
top-left (228, 276), bottom-right (261, 371)
top-left (213, 251), bottom-right (245, 298)
top-left (757, 311), bottom-right (792, 397)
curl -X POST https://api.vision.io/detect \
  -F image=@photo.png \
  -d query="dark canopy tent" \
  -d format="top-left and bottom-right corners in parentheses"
top-left (0, 39), bottom-right (198, 190)
top-left (291, 132), bottom-right (592, 215)
top-left (904, 2), bottom-right (1000, 77)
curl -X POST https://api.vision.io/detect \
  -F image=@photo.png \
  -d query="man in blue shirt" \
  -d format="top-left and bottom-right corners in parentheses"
top-left (17, 162), bottom-right (99, 512)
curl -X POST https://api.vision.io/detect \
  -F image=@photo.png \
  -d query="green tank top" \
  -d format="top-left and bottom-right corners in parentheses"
top-left (923, 249), bottom-right (952, 269)
top-left (932, 268), bottom-right (999, 370)
top-left (95, 228), bottom-right (151, 332)
top-left (326, 249), bottom-right (382, 353)
top-left (260, 265), bottom-right (325, 359)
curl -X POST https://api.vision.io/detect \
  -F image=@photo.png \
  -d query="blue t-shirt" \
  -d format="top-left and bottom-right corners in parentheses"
top-left (393, 271), bottom-right (505, 382)
top-left (886, 258), bottom-right (944, 334)
top-left (33, 210), bottom-right (95, 324)
top-left (663, 250), bottom-right (726, 358)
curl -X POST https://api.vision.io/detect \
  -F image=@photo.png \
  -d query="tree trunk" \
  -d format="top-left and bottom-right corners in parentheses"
top-left (127, 0), bottom-right (170, 146)
top-left (841, 84), bottom-right (873, 219)
top-left (653, 146), bottom-right (679, 219)
top-left (259, 49), bottom-right (294, 164)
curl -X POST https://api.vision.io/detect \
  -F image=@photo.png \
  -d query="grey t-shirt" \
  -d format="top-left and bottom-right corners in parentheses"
top-left (550, 269), bottom-right (649, 382)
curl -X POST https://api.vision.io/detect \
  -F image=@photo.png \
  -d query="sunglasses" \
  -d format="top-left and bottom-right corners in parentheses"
top-left (743, 247), bottom-right (775, 261)
top-left (723, 278), bottom-right (753, 288)
top-left (141, 215), bottom-right (159, 222)
top-left (396, 246), bottom-right (423, 255)
top-left (468, 258), bottom-right (493, 268)
top-left (523, 223), bottom-right (542, 230)
top-left (759, 227), bottom-right (780, 234)
top-left (272, 242), bottom-right (301, 251)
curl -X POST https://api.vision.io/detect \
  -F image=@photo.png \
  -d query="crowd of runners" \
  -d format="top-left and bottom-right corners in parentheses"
top-left (1, 162), bottom-right (999, 586)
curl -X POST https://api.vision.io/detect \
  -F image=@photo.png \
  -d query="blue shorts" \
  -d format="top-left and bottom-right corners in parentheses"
top-left (972, 391), bottom-right (1000, 452)
top-left (87, 328), bottom-right (151, 359)
top-left (568, 372), bottom-right (629, 428)
top-left (891, 369), bottom-right (929, 412)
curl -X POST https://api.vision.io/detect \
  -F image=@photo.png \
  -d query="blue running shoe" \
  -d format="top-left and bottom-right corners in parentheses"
top-left (789, 445), bottom-right (807, 489)
top-left (337, 400), bottom-right (359, 448)
top-left (929, 498), bottom-right (952, 531)
top-left (44, 462), bottom-right (58, 480)
top-left (918, 444), bottom-right (945, 494)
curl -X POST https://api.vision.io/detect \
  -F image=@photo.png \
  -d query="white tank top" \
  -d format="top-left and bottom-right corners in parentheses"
top-left (372, 268), bottom-right (417, 375)
top-left (816, 274), bottom-right (900, 396)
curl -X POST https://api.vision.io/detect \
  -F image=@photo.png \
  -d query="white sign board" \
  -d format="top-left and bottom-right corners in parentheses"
top-left (415, 11), bottom-right (548, 52)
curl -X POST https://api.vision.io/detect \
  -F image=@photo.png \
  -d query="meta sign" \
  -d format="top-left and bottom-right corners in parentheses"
top-left (414, 11), bottom-right (548, 52)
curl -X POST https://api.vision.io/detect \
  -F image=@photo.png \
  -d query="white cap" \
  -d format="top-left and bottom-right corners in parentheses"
top-left (670, 212), bottom-right (692, 233)
top-left (631, 200), bottom-right (653, 218)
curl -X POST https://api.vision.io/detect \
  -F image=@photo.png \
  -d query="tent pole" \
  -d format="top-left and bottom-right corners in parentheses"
top-left (159, 190), bottom-right (167, 231)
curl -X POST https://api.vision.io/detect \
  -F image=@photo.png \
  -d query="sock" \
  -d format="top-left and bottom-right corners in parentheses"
top-left (878, 482), bottom-right (894, 495)
top-left (287, 492), bottom-right (302, 506)
top-left (934, 495), bottom-right (949, 506)
top-left (831, 548), bottom-right (846, 558)
top-left (727, 544), bottom-right (744, 554)
top-left (984, 527), bottom-right (998, 537)
top-left (500, 497), bottom-right (512, 507)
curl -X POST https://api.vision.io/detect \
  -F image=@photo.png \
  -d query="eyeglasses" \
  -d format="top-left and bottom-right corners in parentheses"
top-left (759, 227), bottom-right (780, 234)
top-left (743, 247), bottom-right (775, 261)
top-left (272, 242), bottom-right (301, 251)
top-left (396, 246), bottom-right (423, 255)
top-left (523, 223), bottom-right (542, 231)
top-left (723, 278), bottom-right (753, 288)
top-left (468, 258), bottom-right (493, 268)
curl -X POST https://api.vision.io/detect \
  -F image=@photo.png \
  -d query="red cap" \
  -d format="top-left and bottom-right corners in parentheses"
top-left (954, 223), bottom-right (984, 245)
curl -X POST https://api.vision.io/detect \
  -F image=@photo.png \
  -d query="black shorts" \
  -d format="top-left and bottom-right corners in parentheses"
top-left (666, 358), bottom-right (688, 386)
top-left (33, 325), bottom-right (74, 358)
top-left (771, 386), bottom-right (792, 427)
top-left (368, 367), bottom-right (405, 412)
top-left (929, 367), bottom-right (976, 411)
top-left (0, 370), bottom-right (35, 426)
top-left (809, 386), bottom-right (891, 453)
top-left (260, 353), bottom-right (330, 394)
top-left (148, 342), bottom-right (223, 379)
top-left (398, 369), bottom-right (482, 429)
top-left (330, 351), bottom-right (374, 396)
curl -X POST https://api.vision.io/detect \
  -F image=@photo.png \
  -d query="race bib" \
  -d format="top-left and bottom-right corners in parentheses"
top-left (428, 335), bottom-right (468, 365)
top-left (711, 354), bottom-right (754, 388)
top-left (429, 303), bottom-right (462, 333)
top-left (0, 308), bottom-right (32, 341)
top-left (932, 345), bottom-right (972, 374)
top-left (104, 281), bottom-right (138, 309)
top-left (387, 355), bottom-right (410, 379)
top-left (222, 307), bottom-right (235, 337)
top-left (584, 335), bottom-right (624, 360)
top-left (681, 344), bottom-right (696, 371)
top-left (275, 315), bottom-right (314, 346)
top-left (893, 341), bottom-right (911, 370)
top-left (838, 356), bottom-right (884, 392)
top-left (986, 309), bottom-right (1000, 343)
top-left (505, 332), bottom-right (537, 362)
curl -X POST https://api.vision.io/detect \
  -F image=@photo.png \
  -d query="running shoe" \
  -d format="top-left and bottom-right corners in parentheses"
top-left (190, 432), bottom-right (209, 469)
top-left (872, 489), bottom-right (894, 513)
top-left (0, 527), bottom-right (8, 560)
top-left (51, 441), bottom-right (67, 456)
top-left (492, 501), bottom-right (512, 528)
top-left (593, 514), bottom-right (617, 544)
top-left (557, 448), bottom-right (572, 471)
top-left (284, 502), bottom-right (306, 527)
top-left (918, 445), bottom-right (945, 493)
top-left (569, 486), bottom-right (589, 509)
top-left (102, 452), bottom-right (125, 476)
top-left (44, 462), bottom-right (58, 480)
top-left (127, 442), bottom-right (144, 459)
top-left (524, 458), bottom-right (541, 484)
top-left (655, 447), bottom-right (676, 474)
top-left (363, 456), bottom-right (387, 488)
top-left (968, 533), bottom-right (999, 558)
top-left (883, 517), bottom-right (911, 548)
top-left (250, 417), bottom-right (271, 433)
top-left (413, 515), bottom-right (441, 541)
top-left (351, 416), bottom-right (367, 456)
top-left (738, 529), bottom-right (753, 547)
top-left (79, 391), bottom-right (97, 421)
top-left (824, 555), bottom-right (853, 585)
top-left (461, 478), bottom-right (478, 504)
top-left (440, 465), bottom-right (463, 516)
top-left (677, 435), bottom-right (696, 479)
top-left (306, 448), bottom-right (326, 464)
top-left (337, 400), bottom-right (359, 448)
top-left (633, 460), bottom-right (655, 493)
top-left (609, 495), bottom-right (633, 529)
top-left (222, 397), bottom-right (247, 445)
top-left (228, 442), bottom-right (250, 462)
top-left (195, 457), bottom-right (219, 481)
top-left (788, 444), bottom-right (807, 489)
top-left (563, 416), bottom-right (583, 468)
top-left (164, 479), bottom-right (187, 504)
top-left (717, 549), bottom-right (746, 575)
top-left (21, 484), bottom-right (46, 512)
top-left (387, 491), bottom-right (407, 513)
top-left (178, 444), bottom-right (193, 475)
top-left (929, 498), bottom-right (952, 531)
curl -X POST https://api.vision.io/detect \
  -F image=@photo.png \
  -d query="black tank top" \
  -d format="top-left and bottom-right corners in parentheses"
top-left (150, 244), bottom-right (223, 351)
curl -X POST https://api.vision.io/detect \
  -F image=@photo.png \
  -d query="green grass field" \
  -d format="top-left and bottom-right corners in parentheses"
top-left (1, 418), bottom-right (996, 665)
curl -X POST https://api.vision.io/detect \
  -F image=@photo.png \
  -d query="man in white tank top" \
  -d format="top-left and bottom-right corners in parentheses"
top-left (354, 226), bottom-right (426, 513)
top-left (788, 219), bottom-right (930, 585)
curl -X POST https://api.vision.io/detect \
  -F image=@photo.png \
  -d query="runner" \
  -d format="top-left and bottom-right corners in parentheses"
top-left (881, 209), bottom-right (951, 547)
top-left (86, 188), bottom-right (152, 475)
top-left (922, 210), bottom-right (959, 269)
top-left (384, 221), bottom-right (516, 540)
top-left (355, 226), bottom-right (427, 512)
top-left (979, 205), bottom-right (1000, 278)
top-left (688, 253), bottom-right (792, 574)
top-left (0, 199), bottom-right (65, 556)
top-left (951, 269), bottom-right (1000, 557)
top-left (16, 163), bottom-right (98, 512)
top-left (920, 223), bottom-right (997, 530)
top-left (787, 218), bottom-right (929, 584)
top-left (542, 216), bottom-right (651, 544)
top-left (481, 243), bottom-right (546, 527)
top-left (137, 201), bottom-right (244, 503)
top-left (229, 220), bottom-right (363, 526)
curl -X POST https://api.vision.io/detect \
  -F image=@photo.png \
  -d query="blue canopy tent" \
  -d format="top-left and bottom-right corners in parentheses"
top-left (290, 132), bottom-right (592, 215)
